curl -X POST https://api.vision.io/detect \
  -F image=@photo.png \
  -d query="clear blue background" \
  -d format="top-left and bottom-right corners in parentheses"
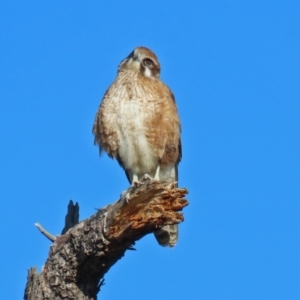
top-left (1, 1), bottom-right (299, 299)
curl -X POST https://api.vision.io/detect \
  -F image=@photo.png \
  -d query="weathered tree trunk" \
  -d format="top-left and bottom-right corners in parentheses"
top-left (24, 180), bottom-right (188, 300)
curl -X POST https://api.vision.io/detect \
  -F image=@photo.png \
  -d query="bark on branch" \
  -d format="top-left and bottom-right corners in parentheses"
top-left (24, 180), bottom-right (188, 300)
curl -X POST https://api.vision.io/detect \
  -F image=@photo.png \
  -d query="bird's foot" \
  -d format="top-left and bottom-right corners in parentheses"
top-left (131, 174), bottom-right (143, 187)
top-left (142, 173), bottom-right (154, 181)
top-left (122, 182), bottom-right (142, 204)
top-left (142, 173), bottom-right (160, 182)
top-left (121, 189), bottom-right (131, 203)
top-left (132, 179), bottom-right (143, 188)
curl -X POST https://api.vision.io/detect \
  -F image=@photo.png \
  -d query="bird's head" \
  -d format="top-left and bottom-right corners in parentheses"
top-left (118, 46), bottom-right (161, 79)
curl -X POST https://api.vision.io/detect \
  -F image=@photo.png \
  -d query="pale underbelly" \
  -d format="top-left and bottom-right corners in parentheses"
top-left (116, 100), bottom-right (158, 176)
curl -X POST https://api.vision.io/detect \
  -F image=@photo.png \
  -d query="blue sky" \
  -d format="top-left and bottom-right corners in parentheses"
top-left (1, 1), bottom-right (300, 299)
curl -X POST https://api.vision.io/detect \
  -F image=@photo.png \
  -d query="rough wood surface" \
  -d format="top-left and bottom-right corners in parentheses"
top-left (24, 180), bottom-right (188, 300)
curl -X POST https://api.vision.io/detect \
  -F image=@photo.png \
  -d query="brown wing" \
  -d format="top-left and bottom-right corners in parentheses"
top-left (148, 82), bottom-right (181, 167)
top-left (92, 83), bottom-right (120, 160)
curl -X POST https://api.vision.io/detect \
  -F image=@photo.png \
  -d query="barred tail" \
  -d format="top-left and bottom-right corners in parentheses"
top-left (154, 224), bottom-right (178, 247)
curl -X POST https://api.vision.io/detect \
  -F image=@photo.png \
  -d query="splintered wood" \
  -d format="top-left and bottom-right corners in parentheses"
top-left (108, 181), bottom-right (188, 239)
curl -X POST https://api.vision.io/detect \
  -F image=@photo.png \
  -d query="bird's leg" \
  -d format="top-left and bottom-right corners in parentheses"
top-left (142, 174), bottom-right (153, 181)
top-left (142, 166), bottom-right (160, 182)
top-left (122, 174), bottom-right (143, 204)
top-left (153, 165), bottom-right (160, 181)
top-left (132, 174), bottom-right (143, 187)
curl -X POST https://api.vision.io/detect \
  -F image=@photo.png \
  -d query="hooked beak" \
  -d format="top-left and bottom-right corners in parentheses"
top-left (132, 52), bottom-right (140, 62)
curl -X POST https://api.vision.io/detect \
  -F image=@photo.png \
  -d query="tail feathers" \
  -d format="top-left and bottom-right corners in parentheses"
top-left (154, 224), bottom-right (178, 247)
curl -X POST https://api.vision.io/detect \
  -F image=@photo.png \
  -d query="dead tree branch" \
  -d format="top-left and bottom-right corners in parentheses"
top-left (24, 180), bottom-right (188, 300)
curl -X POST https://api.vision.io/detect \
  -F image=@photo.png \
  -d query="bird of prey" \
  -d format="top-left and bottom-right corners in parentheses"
top-left (93, 46), bottom-right (182, 247)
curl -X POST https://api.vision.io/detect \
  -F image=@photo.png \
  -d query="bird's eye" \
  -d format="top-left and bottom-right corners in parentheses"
top-left (143, 58), bottom-right (154, 67)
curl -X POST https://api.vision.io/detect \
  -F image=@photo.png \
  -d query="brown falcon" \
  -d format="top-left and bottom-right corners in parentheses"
top-left (93, 46), bottom-right (182, 247)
